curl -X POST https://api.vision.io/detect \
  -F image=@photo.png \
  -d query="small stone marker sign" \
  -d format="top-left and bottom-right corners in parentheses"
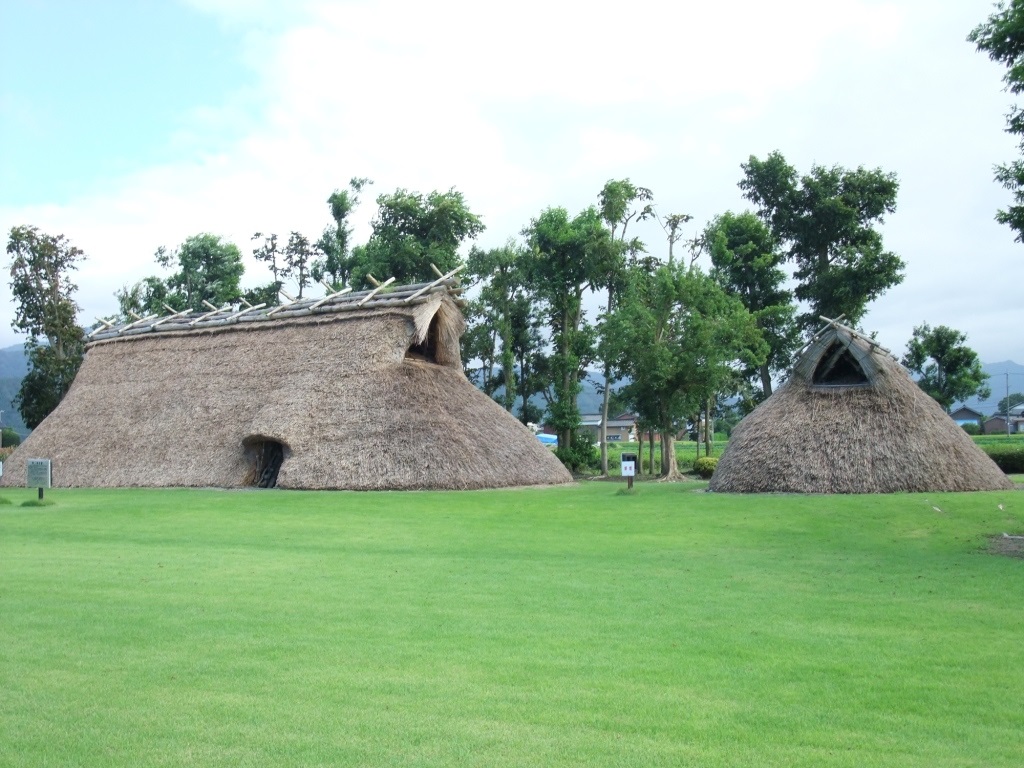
top-left (26, 459), bottom-right (52, 489)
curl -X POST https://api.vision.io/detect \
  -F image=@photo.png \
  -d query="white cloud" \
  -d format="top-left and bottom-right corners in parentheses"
top-left (2, 0), bottom-right (1021, 373)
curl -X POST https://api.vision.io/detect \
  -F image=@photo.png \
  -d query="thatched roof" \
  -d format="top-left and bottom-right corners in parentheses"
top-left (710, 321), bottom-right (1013, 494)
top-left (1, 279), bottom-right (572, 490)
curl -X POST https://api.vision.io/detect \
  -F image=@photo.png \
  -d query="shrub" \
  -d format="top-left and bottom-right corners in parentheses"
top-left (960, 423), bottom-right (981, 435)
top-left (981, 443), bottom-right (1024, 474)
top-left (0, 427), bottom-right (20, 448)
top-left (693, 456), bottom-right (719, 479)
top-left (555, 432), bottom-right (600, 473)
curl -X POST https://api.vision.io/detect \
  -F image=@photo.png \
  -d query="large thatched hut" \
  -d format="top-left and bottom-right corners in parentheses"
top-left (710, 320), bottom-right (1012, 493)
top-left (0, 278), bottom-right (572, 490)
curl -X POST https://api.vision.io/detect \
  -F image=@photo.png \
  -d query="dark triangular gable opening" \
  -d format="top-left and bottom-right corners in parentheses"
top-left (405, 315), bottom-right (439, 363)
top-left (812, 342), bottom-right (870, 387)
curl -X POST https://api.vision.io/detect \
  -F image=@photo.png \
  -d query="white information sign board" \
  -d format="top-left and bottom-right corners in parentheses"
top-left (26, 458), bottom-right (52, 489)
top-left (621, 460), bottom-right (636, 477)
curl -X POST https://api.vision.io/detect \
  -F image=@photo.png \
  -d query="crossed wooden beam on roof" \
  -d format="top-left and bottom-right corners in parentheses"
top-left (817, 315), bottom-right (892, 356)
top-left (89, 269), bottom-right (467, 340)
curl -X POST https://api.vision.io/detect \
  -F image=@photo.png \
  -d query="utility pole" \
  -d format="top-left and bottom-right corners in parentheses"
top-left (1008, 372), bottom-right (1012, 437)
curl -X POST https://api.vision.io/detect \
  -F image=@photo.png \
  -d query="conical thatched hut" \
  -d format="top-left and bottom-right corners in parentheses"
top-left (710, 320), bottom-right (1013, 494)
top-left (0, 278), bottom-right (572, 490)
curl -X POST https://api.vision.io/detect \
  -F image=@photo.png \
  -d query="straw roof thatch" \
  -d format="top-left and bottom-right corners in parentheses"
top-left (0, 279), bottom-right (572, 490)
top-left (709, 321), bottom-right (1013, 494)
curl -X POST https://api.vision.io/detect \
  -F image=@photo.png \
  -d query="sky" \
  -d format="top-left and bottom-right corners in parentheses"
top-left (1, 0), bottom-right (1022, 376)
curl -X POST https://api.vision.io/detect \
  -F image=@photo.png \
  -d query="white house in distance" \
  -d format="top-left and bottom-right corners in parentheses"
top-left (578, 413), bottom-right (637, 443)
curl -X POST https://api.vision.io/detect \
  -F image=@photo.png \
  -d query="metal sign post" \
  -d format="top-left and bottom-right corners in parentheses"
top-left (26, 458), bottom-right (51, 500)
top-left (621, 452), bottom-right (637, 490)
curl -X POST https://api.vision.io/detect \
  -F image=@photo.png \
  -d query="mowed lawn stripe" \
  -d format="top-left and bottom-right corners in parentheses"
top-left (1, 484), bottom-right (1022, 767)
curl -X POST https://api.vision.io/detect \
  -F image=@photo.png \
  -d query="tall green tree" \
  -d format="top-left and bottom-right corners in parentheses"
top-left (465, 242), bottom-right (528, 412)
top-left (245, 232), bottom-right (284, 307)
top-left (159, 234), bottom-right (244, 310)
top-left (283, 231), bottom-right (314, 299)
top-left (703, 211), bottom-right (800, 398)
top-left (740, 151), bottom-right (903, 331)
top-left (461, 319), bottom-right (501, 394)
top-left (313, 177), bottom-right (373, 288)
top-left (251, 232), bottom-right (284, 294)
top-left (605, 263), bottom-right (766, 478)
top-left (506, 291), bottom-right (549, 425)
top-left (660, 212), bottom-right (694, 267)
top-left (115, 276), bottom-right (175, 318)
top-left (353, 188), bottom-right (484, 287)
top-left (465, 261), bottom-right (549, 426)
top-left (118, 234), bottom-right (245, 316)
top-left (901, 324), bottom-right (991, 412)
top-left (969, 2), bottom-right (1024, 241)
top-left (594, 179), bottom-right (653, 475)
top-left (7, 225), bottom-right (86, 428)
top-left (523, 206), bottom-right (611, 453)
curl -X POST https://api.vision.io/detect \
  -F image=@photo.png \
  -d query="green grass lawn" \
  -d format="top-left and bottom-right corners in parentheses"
top-left (2, 483), bottom-right (1023, 767)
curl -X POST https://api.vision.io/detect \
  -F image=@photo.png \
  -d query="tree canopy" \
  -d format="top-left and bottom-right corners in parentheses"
top-left (313, 177), bottom-right (372, 289)
top-left (7, 225), bottom-right (86, 428)
top-left (997, 391), bottom-right (1024, 414)
top-left (464, 242), bottom-right (527, 412)
top-left (353, 188), bottom-right (484, 287)
top-left (902, 324), bottom-right (991, 412)
top-left (740, 151), bottom-right (903, 331)
top-left (120, 233), bottom-right (244, 316)
top-left (969, 1), bottom-right (1024, 241)
top-left (523, 206), bottom-right (612, 455)
top-left (594, 178), bottom-right (654, 474)
top-left (604, 263), bottom-right (767, 477)
top-left (704, 211), bottom-right (800, 399)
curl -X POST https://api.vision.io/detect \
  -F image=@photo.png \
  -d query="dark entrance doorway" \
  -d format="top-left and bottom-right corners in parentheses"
top-left (243, 436), bottom-right (286, 488)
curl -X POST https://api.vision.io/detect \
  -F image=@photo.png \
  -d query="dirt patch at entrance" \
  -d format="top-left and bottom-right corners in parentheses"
top-left (988, 534), bottom-right (1024, 559)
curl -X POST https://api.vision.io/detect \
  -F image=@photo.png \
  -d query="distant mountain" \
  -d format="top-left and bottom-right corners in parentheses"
top-left (0, 344), bottom-right (29, 436)
top-left (0, 343), bottom-right (28, 379)
top-left (0, 377), bottom-right (27, 436)
top-left (953, 360), bottom-right (1024, 416)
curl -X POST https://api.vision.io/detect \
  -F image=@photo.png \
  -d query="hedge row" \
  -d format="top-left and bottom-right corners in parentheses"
top-left (980, 443), bottom-right (1024, 474)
